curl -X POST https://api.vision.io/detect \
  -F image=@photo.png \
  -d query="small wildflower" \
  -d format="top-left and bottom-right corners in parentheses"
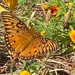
top-left (20, 70), bottom-right (30, 75)
top-left (40, 31), bottom-right (45, 36)
top-left (50, 4), bottom-right (59, 15)
top-left (42, 4), bottom-right (49, 9)
top-left (69, 28), bottom-right (75, 43)
top-left (8, 50), bottom-right (13, 55)
top-left (0, 6), bottom-right (7, 12)
top-left (73, 46), bottom-right (75, 49)
top-left (65, 2), bottom-right (72, 7)
top-left (42, 4), bottom-right (59, 15)
top-left (3, 0), bottom-right (17, 11)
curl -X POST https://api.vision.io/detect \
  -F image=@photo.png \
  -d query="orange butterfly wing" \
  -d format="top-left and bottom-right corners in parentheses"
top-left (1, 11), bottom-right (58, 59)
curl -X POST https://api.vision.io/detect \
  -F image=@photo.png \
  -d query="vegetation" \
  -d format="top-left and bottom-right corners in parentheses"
top-left (0, 0), bottom-right (75, 75)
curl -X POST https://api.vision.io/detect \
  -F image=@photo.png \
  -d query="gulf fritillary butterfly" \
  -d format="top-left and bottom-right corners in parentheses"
top-left (1, 11), bottom-right (59, 59)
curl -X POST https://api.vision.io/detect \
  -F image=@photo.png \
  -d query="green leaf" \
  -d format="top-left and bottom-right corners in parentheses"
top-left (21, 60), bottom-right (27, 70)
top-left (59, 47), bottom-right (75, 56)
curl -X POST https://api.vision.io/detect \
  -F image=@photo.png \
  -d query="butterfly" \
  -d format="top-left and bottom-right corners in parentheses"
top-left (1, 11), bottom-right (59, 59)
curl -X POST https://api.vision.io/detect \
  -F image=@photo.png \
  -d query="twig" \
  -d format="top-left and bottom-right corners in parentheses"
top-left (37, 53), bottom-right (51, 75)
top-left (49, 68), bottom-right (70, 75)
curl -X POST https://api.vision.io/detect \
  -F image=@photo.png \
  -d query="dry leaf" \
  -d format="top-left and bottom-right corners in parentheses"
top-left (45, 9), bottom-right (51, 22)
top-left (64, 9), bottom-right (71, 29)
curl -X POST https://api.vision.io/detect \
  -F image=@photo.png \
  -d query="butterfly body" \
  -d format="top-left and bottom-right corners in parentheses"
top-left (1, 11), bottom-right (59, 59)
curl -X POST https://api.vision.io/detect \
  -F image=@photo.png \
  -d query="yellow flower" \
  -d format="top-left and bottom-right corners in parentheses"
top-left (65, 2), bottom-right (72, 7)
top-left (69, 28), bottom-right (75, 43)
top-left (20, 70), bottom-right (30, 75)
top-left (0, 6), bottom-right (7, 12)
top-left (3, 0), bottom-right (17, 11)
top-left (8, 50), bottom-right (13, 55)
top-left (40, 31), bottom-right (45, 36)
top-left (42, 4), bottom-right (49, 9)
top-left (73, 46), bottom-right (75, 49)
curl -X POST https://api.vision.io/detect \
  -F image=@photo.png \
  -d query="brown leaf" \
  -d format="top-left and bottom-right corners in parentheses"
top-left (45, 9), bottom-right (51, 22)
top-left (64, 9), bottom-right (71, 29)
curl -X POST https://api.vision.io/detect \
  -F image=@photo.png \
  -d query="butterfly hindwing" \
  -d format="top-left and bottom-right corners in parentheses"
top-left (19, 38), bottom-right (58, 59)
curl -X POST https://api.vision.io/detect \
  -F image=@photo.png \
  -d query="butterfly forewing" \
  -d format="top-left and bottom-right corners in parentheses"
top-left (1, 11), bottom-right (59, 59)
top-left (1, 11), bottom-right (35, 52)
